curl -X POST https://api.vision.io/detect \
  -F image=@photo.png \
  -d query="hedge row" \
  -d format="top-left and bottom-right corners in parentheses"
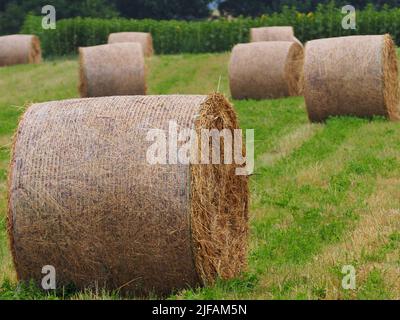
top-left (21, 4), bottom-right (400, 57)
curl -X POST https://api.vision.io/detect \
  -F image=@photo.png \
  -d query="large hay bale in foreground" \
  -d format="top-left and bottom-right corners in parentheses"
top-left (229, 41), bottom-right (304, 100)
top-left (79, 43), bottom-right (146, 97)
top-left (108, 32), bottom-right (154, 57)
top-left (8, 94), bottom-right (249, 296)
top-left (250, 26), bottom-right (302, 46)
top-left (0, 35), bottom-right (41, 67)
top-left (304, 34), bottom-right (400, 122)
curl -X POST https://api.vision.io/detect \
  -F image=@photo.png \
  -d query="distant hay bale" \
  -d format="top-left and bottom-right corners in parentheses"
top-left (0, 35), bottom-right (41, 67)
top-left (250, 26), bottom-right (302, 46)
top-left (304, 34), bottom-right (400, 122)
top-left (79, 43), bottom-right (146, 97)
top-left (8, 94), bottom-right (249, 296)
top-left (108, 32), bottom-right (154, 57)
top-left (229, 41), bottom-right (304, 100)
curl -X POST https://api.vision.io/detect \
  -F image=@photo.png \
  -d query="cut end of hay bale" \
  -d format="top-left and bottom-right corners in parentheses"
top-left (304, 34), bottom-right (400, 122)
top-left (78, 48), bottom-right (89, 97)
top-left (108, 32), bottom-right (154, 57)
top-left (229, 41), bottom-right (304, 100)
top-left (191, 93), bottom-right (249, 284)
top-left (29, 36), bottom-right (42, 64)
top-left (285, 42), bottom-right (304, 96)
top-left (8, 94), bottom-right (248, 296)
top-left (382, 34), bottom-right (400, 121)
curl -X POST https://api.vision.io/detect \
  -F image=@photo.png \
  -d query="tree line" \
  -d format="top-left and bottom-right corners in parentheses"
top-left (1, 0), bottom-right (399, 35)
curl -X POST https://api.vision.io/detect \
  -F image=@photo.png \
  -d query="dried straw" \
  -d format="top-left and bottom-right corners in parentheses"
top-left (8, 94), bottom-right (248, 296)
top-left (304, 34), bottom-right (400, 122)
top-left (79, 43), bottom-right (146, 97)
top-left (0, 35), bottom-right (41, 67)
top-left (108, 32), bottom-right (154, 57)
top-left (229, 41), bottom-right (304, 100)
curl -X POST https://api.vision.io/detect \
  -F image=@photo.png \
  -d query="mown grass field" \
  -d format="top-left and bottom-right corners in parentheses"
top-left (0, 52), bottom-right (400, 300)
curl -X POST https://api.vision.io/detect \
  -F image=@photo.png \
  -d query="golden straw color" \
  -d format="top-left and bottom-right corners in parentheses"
top-left (7, 94), bottom-right (248, 296)
top-left (304, 34), bottom-right (400, 122)
top-left (79, 43), bottom-right (146, 97)
top-left (250, 26), bottom-right (302, 46)
top-left (108, 32), bottom-right (154, 57)
top-left (0, 34), bottom-right (42, 67)
top-left (229, 41), bottom-right (304, 100)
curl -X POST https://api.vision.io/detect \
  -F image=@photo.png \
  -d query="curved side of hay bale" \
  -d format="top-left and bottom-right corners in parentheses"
top-left (108, 32), bottom-right (154, 57)
top-left (228, 41), bottom-right (304, 100)
top-left (304, 34), bottom-right (400, 122)
top-left (0, 35), bottom-right (42, 67)
top-left (8, 94), bottom-right (248, 296)
top-left (250, 26), bottom-right (300, 44)
top-left (79, 43), bottom-right (146, 97)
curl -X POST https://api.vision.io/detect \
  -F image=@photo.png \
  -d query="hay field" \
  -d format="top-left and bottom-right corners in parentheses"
top-left (0, 52), bottom-right (400, 299)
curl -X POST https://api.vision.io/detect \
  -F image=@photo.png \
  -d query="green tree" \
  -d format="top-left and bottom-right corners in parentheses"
top-left (0, 0), bottom-right (118, 34)
top-left (217, 0), bottom-right (400, 17)
top-left (113, 0), bottom-right (213, 20)
top-left (0, 0), bottom-right (214, 35)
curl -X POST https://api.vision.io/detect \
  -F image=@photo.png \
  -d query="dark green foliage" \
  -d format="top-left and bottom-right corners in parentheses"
top-left (21, 4), bottom-right (400, 57)
top-left (0, 0), bottom-right (213, 35)
top-left (0, 0), bottom-right (118, 35)
top-left (113, 0), bottom-right (212, 20)
top-left (218, 0), bottom-right (400, 16)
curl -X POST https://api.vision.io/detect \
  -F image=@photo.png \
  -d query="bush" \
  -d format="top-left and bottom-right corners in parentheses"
top-left (0, 0), bottom-right (118, 35)
top-left (21, 4), bottom-right (400, 57)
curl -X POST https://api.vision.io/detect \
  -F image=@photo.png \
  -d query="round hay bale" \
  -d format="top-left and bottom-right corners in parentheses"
top-left (304, 34), bottom-right (400, 122)
top-left (108, 32), bottom-right (154, 57)
top-left (79, 43), bottom-right (146, 97)
top-left (8, 94), bottom-right (249, 296)
top-left (0, 34), bottom-right (41, 67)
top-left (229, 41), bottom-right (304, 100)
top-left (250, 26), bottom-right (302, 46)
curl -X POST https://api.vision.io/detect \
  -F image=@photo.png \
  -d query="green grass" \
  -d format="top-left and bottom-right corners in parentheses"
top-left (1, 52), bottom-right (400, 300)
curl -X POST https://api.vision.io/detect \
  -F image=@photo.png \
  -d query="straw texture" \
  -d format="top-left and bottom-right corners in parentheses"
top-left (108, 32), bottom-right (154, 57)
top-left (0, 34), bottom-right (41, 67)
top-left (304, 34), bottom-right (400, 122)
top-left (250, 26), bottom-right (302, 46)
top-left (229, 41), bottom-right (304, 100)
top-left (8, 94), bottom-right (248, 296)
top-left (79, 43), bottom-right (146, 97)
